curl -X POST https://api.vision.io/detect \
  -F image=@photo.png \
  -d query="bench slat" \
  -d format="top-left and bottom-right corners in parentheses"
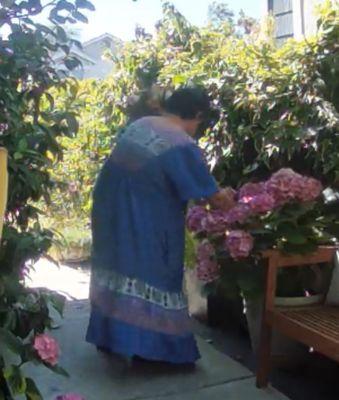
top-left (267, 307), bottom-right (339, 361)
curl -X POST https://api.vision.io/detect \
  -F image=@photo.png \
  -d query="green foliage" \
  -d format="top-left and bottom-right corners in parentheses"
top-left (184, 230), bottom-right (197, 270)
top-left (0, 0), bottom-right (94, 397)
top-left (114, 1), bottom-right (339, 189)
top-left (39, 78), bottom-right (124, 245)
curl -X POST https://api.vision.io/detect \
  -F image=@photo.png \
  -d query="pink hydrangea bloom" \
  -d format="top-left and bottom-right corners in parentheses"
top-left (265, 168), bottom-right (302, 205)
top-left (201, 209), bottom-right (228, 235)
top-left (186, 206), bottom-right (208, 233)
top-left (265, 169), bottom-right (322, 206)
top-left (244, 193), bottom-right (276, 214)
top-left (55, 394), bottom-right (85, 400)
top-left (296, 177), bottom-right (323, 202)
top-left (238, 182), bottom-right (265, 202)
top-left (225, 230), bottom-right (254, 259)
top-left (55, 395), bottom-right (84, 400)
top-left (33, 334), bottom-right (60, 366)
top-left (224, 203), bottom-right (252, 225)
top-left (196, 240), bottom-right (220, 283)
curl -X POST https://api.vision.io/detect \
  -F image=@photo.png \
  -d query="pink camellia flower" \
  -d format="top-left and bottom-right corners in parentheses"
top-left (196, 240), bottom-right (220, 283)
top-left (245, 193), bottom-right (276, 214)
top-left (224, 203), bottom-right (252, 225)
top-left (296, 177), bottom-right (323, 202)
top-left (33, 334), bottom-right (60, 366)
top-left (265, 168), bottom-right (302, 205)
top-left (201, 209), bottom-right (228, 235)
top-left (186, 206), bottom-right (208, 233)
top-left (238, 182), bottom-right (265, 203)
top-left (55, 394), bottom-right (85, 400)
top-left (225, 230), bottom-right (254, 259)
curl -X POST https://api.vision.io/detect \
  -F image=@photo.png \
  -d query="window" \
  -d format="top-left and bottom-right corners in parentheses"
top-left (268, 0), bottom-right (294, 44)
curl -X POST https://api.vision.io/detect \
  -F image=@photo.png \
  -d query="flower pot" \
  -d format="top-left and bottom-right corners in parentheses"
top-left (207, 292), bottom-right (248, 331)
top-left (244, 294), bottom-right (324, 359)
top-left (184, 270), bottom-right (248, 329)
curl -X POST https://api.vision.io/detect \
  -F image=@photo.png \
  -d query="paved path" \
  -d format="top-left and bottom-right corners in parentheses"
top-left (26, 260), bottom-right (289, 400)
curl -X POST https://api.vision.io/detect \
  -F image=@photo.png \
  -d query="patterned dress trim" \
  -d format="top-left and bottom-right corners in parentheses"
top-left (91, 268), bottom-right (188, 310)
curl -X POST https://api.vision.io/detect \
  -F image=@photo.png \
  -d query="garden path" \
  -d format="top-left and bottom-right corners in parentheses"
top-left (26, 259), bottom-right (290, 400)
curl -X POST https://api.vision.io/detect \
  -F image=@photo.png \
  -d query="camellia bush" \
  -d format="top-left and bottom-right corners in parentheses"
top-left (0, 0), bottom-right (94, 398)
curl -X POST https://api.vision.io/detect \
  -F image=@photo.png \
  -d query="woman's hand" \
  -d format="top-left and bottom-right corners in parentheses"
top-left (209, 187), bottom-right (236, 211)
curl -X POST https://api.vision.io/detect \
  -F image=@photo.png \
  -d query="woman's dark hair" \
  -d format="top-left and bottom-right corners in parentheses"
top-left (164, 87), bottom-right (212, 120)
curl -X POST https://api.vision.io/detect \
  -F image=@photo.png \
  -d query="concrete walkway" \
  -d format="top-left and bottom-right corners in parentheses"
top-left (27, 260), bottom-right (289, 400)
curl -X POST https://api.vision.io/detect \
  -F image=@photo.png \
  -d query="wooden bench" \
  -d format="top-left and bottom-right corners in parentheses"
top-left (256, 246), bottom-right (339, 388)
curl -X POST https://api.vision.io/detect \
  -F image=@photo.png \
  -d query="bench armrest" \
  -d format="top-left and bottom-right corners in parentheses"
top-left (261, 246), bottom-right (337, 312)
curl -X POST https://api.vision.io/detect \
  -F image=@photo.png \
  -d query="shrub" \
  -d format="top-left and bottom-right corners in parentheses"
top-left (0, 0), bottom-right (94, 397)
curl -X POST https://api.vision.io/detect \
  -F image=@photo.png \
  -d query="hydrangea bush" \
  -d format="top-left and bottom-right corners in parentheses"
top-left (187, 168), bottom-right (336, 299)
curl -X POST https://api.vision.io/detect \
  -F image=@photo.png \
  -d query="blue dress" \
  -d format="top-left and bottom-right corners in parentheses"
top-left (86, 116), bottom-right (218, 363)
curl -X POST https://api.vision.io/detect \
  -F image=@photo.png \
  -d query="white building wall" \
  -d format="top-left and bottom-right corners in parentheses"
top-left (303, 0), bottom-right (322, 36)
top-left (263, 0), bottom-right (326, 40)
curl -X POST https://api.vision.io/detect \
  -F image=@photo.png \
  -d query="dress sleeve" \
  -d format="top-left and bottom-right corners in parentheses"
top-left (161, 142), bottom-right (219, 201)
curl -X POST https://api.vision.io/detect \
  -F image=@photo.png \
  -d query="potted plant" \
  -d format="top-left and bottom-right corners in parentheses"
top-left (187, 168), bottom-right (338, 354)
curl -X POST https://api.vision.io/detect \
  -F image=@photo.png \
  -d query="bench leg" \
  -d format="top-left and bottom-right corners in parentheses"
top-left (256, 321), bottom-right (272, 388)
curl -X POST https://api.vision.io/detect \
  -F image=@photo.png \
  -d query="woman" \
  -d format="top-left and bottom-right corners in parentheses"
top-left (86, 87), bottom-right (234, 364)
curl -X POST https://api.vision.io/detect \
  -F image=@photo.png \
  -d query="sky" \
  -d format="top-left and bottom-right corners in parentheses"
top-left (80, 0), bottom-right (264, 42)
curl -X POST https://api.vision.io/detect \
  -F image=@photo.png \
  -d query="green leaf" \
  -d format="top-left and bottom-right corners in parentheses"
top-left (76, 0), bottom-right (95, 11)
top-left (243, 163), bottom-right (259, 175)
top-left (18, 138), bottom-right (28, 151)
top-left (25, 378), bottom-right (43, 400)
top-left (49, 11), bottom-right (67, 24)
top-left (48, 292), bottom-right (66, 317)
top-left (0, 328), bottom-right (23, 356)
top-left (14, 152), bottom-right (23, 160)
top-left (56, 26), bottom-right (67, 42)
top-left (280, 226), bottom-right (308, 245)
top-left (172, 75), bottom-right (186, 86)
top-left (45, 92), bottom-right (55, 109)
top-left (72, 10), bottom-right (88, 23)
top-left (4, 365), bottom-right (27, 395)
top-left (46, 364), bottom-right (70, 378)
top-left (66, 113), bottom-right (79, 134)
top-left (55, 0), bottom-right (75, 12)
